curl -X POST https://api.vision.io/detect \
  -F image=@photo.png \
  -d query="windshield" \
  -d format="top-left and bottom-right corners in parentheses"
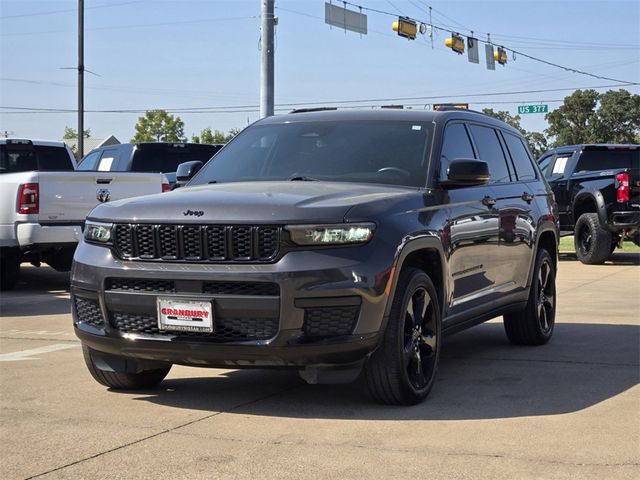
top-left (0, 144), bottom-right (73, 173)
top-left (189, 120), bottom-right (433, 187)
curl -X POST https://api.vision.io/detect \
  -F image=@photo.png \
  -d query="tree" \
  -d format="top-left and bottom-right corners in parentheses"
top-left (63, 126), bottom-right (91, 139)
top-left (191, 127), bottom-right (241, 144)
top-left (481, 108), bottom-right (548, 158)
top-left (545, 89), bottom-right (640, 146)
top-left (131, 110), bottom-right (185, 142)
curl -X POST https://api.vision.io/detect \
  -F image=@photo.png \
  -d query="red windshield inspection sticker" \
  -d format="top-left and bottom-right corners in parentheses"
top-left (157, 298), bottom-right (214, 333)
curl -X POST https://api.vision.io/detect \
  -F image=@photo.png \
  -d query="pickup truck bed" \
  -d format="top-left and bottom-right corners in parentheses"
top-left (0, 139), bottom-right (168, 289)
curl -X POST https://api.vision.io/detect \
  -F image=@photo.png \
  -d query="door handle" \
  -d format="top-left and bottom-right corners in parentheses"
top-left (96, 178), bottom-right (112, 185)
top-left (521, 192), bottom-right (534, 203)
top-left (482, 196), bottom-right (496, 208)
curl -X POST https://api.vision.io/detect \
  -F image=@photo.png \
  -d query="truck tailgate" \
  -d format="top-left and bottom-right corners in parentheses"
top-left (38, 172), bottom-right (163, 223)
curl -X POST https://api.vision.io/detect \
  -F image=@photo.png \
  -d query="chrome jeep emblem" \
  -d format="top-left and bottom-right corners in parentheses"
top-left (96, 189), bottom-right (111, 203)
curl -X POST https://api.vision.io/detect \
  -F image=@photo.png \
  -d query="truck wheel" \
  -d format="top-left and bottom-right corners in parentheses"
top-left (364, 268), bottom-right (441, 405)
top-left (82, 345), bottom-right (171, 390)
top-left (504, 248), bottom-right (556, 345)
top-left (0, 248), bottom-right (20, 291)
top-left (574, 213), bottom-right (611, 264)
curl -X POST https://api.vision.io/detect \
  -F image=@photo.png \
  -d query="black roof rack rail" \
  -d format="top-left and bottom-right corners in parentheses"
top-left (289, 107), bottom-right (338, 114)
top-left (433, 106), bottom-right (487, 115)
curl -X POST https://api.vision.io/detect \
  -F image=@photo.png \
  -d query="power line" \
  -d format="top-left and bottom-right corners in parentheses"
top-left (340, 0), bottom-right (638, 85)
top-left (0, 1), bottom-right (142, 20)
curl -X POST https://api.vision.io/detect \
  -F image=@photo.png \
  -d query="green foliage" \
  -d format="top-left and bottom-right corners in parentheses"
top-left (545, 89), bottom-right (640, 146)
top-left (191, 127), bottom-right (241, 144)
top-left (63, 126), bottom-right (90, 139)
top-left (132, 110), bottom-right (186, 142)
top-left (481, 108), bottom-right (548, 158)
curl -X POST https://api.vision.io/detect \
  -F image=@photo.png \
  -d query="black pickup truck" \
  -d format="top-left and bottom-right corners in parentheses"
top-left (538, 144), bottom-right (639, 264)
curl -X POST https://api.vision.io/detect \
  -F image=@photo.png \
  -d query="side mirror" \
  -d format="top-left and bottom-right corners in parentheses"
top-left (442, 158), bottom-right (490, 188)
top-left (175, 161), bottom-right (203, 187)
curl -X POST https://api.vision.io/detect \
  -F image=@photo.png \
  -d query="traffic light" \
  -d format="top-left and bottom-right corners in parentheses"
top-left (392, 17), bottom-right (417, 40)
top-left (494, 47), bottom-right (507, 65)
top-left (445, 33), bottom-right (465, 54)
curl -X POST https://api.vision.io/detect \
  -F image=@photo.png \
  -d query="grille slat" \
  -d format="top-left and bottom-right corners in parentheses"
top-left (105, 278), bottom-right (279, 296)
top-left (112, 224), bottom-right (279, 263)
top-left (111, 312), bottom-right (278, 341)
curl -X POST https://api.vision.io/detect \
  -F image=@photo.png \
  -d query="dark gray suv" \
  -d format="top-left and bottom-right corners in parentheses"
top-left (72, 109), bottom-right (559, 405)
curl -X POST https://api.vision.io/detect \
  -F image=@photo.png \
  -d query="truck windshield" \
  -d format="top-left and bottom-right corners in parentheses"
top-left (189, 120), bottom-right (433, 188)
top-left (576, 148), bottom-right (639, 172)
top-left (0, 144), bottom-right (73, 173)
top-left (131, 144), bottom-right (222, 173)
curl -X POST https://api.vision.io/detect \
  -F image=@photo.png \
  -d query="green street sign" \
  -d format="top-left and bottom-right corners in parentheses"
top-left (518, 104), bottom-right (548, 114)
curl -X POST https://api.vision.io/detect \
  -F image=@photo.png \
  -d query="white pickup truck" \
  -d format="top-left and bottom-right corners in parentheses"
top-left (0, 139), bottom-right (169, 290)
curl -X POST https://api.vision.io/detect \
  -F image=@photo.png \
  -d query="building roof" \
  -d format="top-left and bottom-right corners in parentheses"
top-left (64, 135), bottom-right (120, 152)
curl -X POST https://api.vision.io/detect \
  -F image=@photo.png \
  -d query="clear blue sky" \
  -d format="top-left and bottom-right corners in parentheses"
top-left (1, 0), bottom-right (638, 142)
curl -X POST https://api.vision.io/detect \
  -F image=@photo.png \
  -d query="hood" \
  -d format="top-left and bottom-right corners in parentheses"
top-left (88, 181), bottom-right (419, 224)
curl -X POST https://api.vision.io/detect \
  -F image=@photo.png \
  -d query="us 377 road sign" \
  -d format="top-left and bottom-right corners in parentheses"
top-left (518, 104), bottom-right (548, 114)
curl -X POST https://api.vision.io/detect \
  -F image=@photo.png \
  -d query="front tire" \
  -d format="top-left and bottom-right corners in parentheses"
top-left (574, 213), bottom-right (611, 264)
top-left (364, 268), bottom-right (441, 405)
top-left (504, 248), bottom-right (556, 345)
top-left (82, 345), bottom-right (171, 390)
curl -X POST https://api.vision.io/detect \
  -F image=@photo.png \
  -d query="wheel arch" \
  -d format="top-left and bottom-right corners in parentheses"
top-left (573, 190), bottom-right (607, 226)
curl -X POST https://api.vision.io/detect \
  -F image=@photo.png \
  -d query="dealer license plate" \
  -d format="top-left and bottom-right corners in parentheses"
top-left (157, 297), bottom-right (213, 333)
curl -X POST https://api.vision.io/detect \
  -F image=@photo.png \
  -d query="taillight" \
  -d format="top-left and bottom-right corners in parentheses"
top-left (162, 182), bottom-right (170, 193)
top-left (615, 172), bottom-right (630, 203)
top-left (17, 183), bottom-right (39, 214)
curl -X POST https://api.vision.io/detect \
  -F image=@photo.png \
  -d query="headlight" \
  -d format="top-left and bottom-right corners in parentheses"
top-left (286, 223), bottom-right (375, 246)
top-left (84, 221), bottom-right (113, 244)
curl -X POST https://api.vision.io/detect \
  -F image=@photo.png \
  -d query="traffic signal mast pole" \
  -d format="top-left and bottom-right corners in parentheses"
top-left (78, 0), bottom-right (84, 158)
top-left (260, 0), bottom-right (275, 118)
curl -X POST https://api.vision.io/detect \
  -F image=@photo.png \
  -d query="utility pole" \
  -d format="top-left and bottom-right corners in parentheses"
top-left (78, 0), bottom-right (84, 158)
top-left (260, 0), bottom-right (275, 118)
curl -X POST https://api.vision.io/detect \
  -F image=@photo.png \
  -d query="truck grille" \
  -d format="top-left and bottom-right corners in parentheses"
top-left (110, 312), bottom-right (278, 341)
top-left (113, 224), bottom-right (280, 262)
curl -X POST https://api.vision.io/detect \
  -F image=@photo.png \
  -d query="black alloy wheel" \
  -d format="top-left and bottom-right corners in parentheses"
top-left (403, 287), bottom-right (438, 390)
top-left (536, 256), bottom-right (555, 335)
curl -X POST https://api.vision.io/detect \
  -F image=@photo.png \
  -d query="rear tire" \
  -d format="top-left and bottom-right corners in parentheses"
top-left (82, 345), bottom-right (171, 390)
top-left (504, 248), bottom-right (556, 345)
top-left (0, 247), bottom-right (20, 291)
top-left (574, 213), bottom-right (611, 264)
top-left (364, 268), bottom-right (441, 405)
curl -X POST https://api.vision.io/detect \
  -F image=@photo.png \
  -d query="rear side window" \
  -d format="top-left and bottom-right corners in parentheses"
top-left (575, 149), bottom-right (639, 172)
top-left (77, 150), bottom-right (102, 171)
top-left (440, 123), bottom-right (475, 180)
top-left (0, 144), bottom-right (73, 173)
top-left (131, 145), bottom-right (221, 173)
top-left (468, 125), bottom-right (511, 183)
top-left (503, 132), bottom-right (537, 181)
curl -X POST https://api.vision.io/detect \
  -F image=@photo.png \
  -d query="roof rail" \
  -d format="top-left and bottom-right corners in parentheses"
top-left (289, 107), bottom-right (338, 114)
top-left (433, 106), bottom-right (486, 115)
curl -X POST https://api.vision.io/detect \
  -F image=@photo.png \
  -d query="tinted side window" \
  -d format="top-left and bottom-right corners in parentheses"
top-left (503, 133), bottom-right (537, 181)
top-left (538, 154), bottom-right (554, 178)
top-left (440, 123), bottom-right (475, 180)
top-left (468, 125), bottom-right (511, 183)
top-left (77, 151), bottom-right (102, 171)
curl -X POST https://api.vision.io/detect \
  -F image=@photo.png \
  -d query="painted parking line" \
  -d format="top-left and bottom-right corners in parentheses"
top-left (0, 344), bottom-right (79, 362)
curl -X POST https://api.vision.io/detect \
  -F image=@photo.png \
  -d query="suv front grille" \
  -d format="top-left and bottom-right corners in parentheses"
top-left (113, 224), bottom-right (280, 263)
top-left (105, 278), bottom-right (279, 296)
top-left (110, 312), bottom-right (278, 341)
top-left (303, 306), bottom-right (359, 337)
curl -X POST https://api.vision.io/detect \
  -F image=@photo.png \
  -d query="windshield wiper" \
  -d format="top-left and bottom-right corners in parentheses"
top-left (289, 175), bottom-right (320, 182)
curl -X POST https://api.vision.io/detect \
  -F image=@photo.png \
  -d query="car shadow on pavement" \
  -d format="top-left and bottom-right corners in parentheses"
top-left (0, 266), bottom-right (71, 317)
top-left (559, 251), bottom-right (640, 265)
top-left (135, 322), bottom-right (639, 420)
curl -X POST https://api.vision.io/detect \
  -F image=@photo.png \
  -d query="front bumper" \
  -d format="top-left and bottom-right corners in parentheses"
top-left (71, 239), bottom-right (394, 368)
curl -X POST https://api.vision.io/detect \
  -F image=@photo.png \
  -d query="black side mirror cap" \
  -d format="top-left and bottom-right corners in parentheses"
top-left (175, 161), bottom-right (203, 183)
top-left (441, 158), bottom-right (490, 188)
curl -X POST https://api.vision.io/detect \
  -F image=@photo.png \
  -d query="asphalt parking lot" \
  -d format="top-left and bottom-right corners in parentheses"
top-left (1, 254), bottom-right (639, 480)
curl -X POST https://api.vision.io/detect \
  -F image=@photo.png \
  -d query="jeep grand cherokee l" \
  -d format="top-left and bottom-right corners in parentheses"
top-left (72, 109), bottom-right (559, 405)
